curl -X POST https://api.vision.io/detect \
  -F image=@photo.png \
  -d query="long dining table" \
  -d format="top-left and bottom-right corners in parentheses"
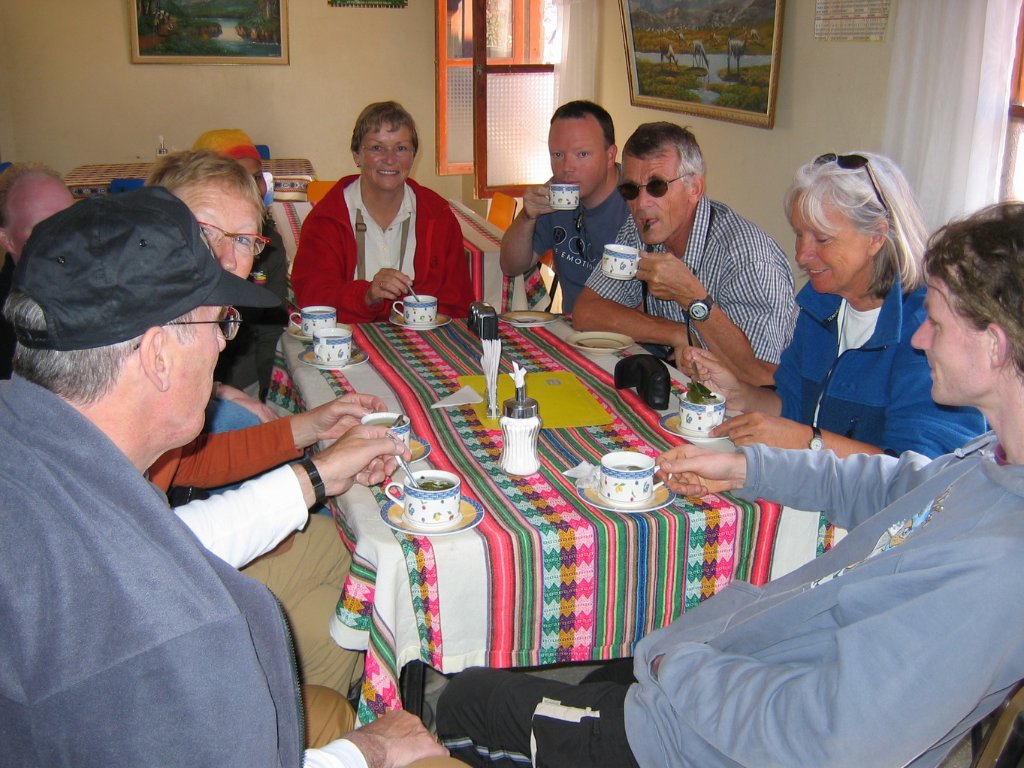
top-left (268, 316), bottom-right (784, 723)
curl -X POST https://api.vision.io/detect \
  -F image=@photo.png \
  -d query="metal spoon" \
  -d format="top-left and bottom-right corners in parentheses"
top-left (385, 416), bottom-right (420, 488)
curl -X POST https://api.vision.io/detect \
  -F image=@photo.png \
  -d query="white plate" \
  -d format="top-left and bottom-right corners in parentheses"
top-left (286, 325), bottom-right (313, 342)
top-left (381, 497), bottom-right (484, 537)
top-left (564, 331), bottom-right (633, 354)
top-left (574, 483), bottom-right (676, 513)
top-left (389, 313), bottom-right (452, 331)
top-left (298, 348), bottom-right (368, 371)
top-left (658, 413), bottom-right (732, 446)
top-left (409, 436), bottom-right (432, 463)
top-left (500, 311), bottom-right (559, 327)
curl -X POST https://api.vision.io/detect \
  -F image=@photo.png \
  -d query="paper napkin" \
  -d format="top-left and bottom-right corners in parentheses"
top-left (431, 385), bottom-right (484, 409)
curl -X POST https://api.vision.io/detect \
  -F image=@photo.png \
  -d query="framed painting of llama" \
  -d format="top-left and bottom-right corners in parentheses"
top-left (130, 0), bottom-right (289, 65)
top-left (618, 0), bottom-right (784, 128)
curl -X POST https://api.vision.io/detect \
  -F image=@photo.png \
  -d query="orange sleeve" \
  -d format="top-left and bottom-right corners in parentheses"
top-left (148, 418), bottom-right (303, 492)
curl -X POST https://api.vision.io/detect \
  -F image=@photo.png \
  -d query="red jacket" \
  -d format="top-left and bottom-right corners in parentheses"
top-left (291, 176), bottom-right (473, 323)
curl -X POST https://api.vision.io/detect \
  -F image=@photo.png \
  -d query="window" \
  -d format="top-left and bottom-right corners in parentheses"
top-left (436, 0), bottom-right (559, 197)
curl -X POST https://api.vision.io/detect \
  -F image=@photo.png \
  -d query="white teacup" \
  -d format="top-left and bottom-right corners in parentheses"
top-left (549, 183), bottom-right (580, 210)
top-left (361, 411), bottom-right (411, 446)
top-left (312, 326), bottom-right (352, 366)
top-left (602, 244), bottom-right (640, 280)
top-left (290, 305), bottom-right (336, 337)
top-left (599, 451), bottom-right (662, 505)
top-left (679, 389), bottom-right (726, 436)
top-left (393, 295), bottom-right (438, 326)
top-left (385, 470), bottom-right (462, 527)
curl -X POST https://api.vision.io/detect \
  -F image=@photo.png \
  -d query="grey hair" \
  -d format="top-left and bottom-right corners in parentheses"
top-left (4, 292), bottom-right (198, 405)
top-left (784, 152), bottom-right (928, 296)
top-left (622, 122), bottom-right (705, 179)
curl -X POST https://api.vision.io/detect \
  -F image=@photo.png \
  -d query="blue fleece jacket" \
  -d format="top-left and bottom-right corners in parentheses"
top-left (774, 279), bottom-right (985, 457)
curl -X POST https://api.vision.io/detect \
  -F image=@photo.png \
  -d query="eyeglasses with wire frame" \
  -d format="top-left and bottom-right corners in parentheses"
top-left (197, 221), bottom-right (271, 256)
top-left (813, 153), bottom-right (891, 215)
top-left (618, 175), bottom-right (686, 201)
top-left (165, 306), bottom-right (242, 341)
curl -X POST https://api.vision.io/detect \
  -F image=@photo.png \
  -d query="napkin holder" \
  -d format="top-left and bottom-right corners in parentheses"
top-left (614, 354), bottom-right (670, 410)
top-left (469, 301), bottom-right (498, 340)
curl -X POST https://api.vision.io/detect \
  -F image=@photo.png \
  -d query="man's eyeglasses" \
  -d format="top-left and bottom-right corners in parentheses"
top-left (165, 306), bottom-right (242, 341)
top-left (198, 221), bottom-right (270, 256)
top-left (813, 153), bottom-right (890, 215)
top-left (618, 175), bottom-right (685, 201)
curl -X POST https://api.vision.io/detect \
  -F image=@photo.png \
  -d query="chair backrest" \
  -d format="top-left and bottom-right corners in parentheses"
top-left (487, 192), bottom-right (518, 231)
top-left (971, 681), bottom-right (1024, 768)
top-left (255, 144), bottom-right (271, 160)
top-left (306, 180), bottom-right (336, 205)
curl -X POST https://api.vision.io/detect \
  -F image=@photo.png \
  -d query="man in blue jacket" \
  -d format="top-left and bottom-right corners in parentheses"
top-left (438, 202), bottom-right (1024, 766)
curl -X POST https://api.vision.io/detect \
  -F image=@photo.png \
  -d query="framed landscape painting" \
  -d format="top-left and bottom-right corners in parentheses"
top-left (618, 0), bottom-right (784, 128)
top-left (130, 0), bottom-right (289, 65)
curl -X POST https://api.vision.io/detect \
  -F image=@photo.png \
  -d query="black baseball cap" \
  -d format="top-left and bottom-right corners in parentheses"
top-left (11, 186), bottom-right (278, 351)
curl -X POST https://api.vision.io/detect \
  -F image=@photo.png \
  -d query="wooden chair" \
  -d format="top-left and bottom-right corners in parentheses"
top-left (970, 681), bottom-right (1024, 767)
top-left (305, 180), bottom-right (336, 205)
top-left (487, 192), bottom-right (518, 231)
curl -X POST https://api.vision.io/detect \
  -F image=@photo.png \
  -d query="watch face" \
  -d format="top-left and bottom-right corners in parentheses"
top-left (689, 300), bottom-right (710, 321)
top-left (809, 434), bottom-right (824, 451)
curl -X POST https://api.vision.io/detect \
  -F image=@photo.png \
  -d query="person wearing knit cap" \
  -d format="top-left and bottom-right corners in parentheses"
top-left (190, 128), bottom-right (289, 403)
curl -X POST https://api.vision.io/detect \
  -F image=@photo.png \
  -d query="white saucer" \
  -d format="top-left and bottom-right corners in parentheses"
top-left (409, 436), bottom-right (432, 462)
top-left (500, 311), bottom-right (559, 327)
top-left (574, 483), bottom-right (675, 513)
top-left (564, 331), bottom-right (633, 354)
top-left (286, 325), bottom-right (313, 342)
top-left (298, 348), bottom-right (368, 371)
top-left (381, 497), bottom-right (484, 536)
top-left (658, 413), bottom-right (731, 446)
top-left (389, 313), bottom-right (452, 331)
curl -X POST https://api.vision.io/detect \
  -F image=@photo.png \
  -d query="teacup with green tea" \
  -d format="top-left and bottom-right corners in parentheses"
top-left (598, 451), bottom-right (661, 505)
top-left (384, 469), bottom-right (462, 527)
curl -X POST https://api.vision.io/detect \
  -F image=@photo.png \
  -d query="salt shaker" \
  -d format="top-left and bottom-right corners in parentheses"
top-left (500, 362), bottom-right (541, 476)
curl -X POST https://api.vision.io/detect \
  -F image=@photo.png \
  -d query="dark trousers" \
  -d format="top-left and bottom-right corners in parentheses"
top-left (437, 666), bottom-right (641, 768)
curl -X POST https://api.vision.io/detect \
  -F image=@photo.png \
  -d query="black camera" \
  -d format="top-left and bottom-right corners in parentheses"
top-left (613, 354), bottom-right (671, 410)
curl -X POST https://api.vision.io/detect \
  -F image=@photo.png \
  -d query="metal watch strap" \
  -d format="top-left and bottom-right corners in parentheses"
top-left (299, 456), bottom-right (326, 505)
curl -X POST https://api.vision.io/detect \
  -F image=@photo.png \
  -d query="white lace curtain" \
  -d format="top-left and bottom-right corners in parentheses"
top-left (882, 0), bottom-right (1022, 231)
top-left (554, 0), bottom-right (598, 106)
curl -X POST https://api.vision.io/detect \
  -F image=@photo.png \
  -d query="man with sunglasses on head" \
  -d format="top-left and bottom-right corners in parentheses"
top-left (573, 122), bottom-right (796, 385)
top-left (499, 100), bottom-right (630, 314)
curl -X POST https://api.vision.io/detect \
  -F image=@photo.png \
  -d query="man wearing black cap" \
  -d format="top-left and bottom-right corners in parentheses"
top-left (0, 188), bottom-right (452, 766)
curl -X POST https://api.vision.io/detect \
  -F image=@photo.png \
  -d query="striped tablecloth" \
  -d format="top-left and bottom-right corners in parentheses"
top-left (269, 319), bottom-right (781, 722)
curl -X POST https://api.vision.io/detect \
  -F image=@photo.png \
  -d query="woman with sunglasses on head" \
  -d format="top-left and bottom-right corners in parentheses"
top-left (686, 152), bottom-right (986, 458)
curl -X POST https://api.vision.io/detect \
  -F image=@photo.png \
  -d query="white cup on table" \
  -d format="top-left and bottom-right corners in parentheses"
top-left (393, 295), bottom-right (438, 326)
top-left (290, 305), bottom-right (336, 337)
top-left (599, 451), bottom-right (661, 504)
top-left (312, 326), bottom-right (352, 366)
top-left (385, 470), bottom-right (462, 527)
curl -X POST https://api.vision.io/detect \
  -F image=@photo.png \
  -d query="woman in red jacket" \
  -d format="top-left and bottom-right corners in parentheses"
top-left (292, 101), bottom-right (473, 323)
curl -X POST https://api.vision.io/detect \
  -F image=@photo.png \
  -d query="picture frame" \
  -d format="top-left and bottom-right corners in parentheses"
top-left (327, 0), bottom-right (406, 6)
top-left (618, 0), bottom-right (785, 129)
top-left (130, 0), bottom-right (289, 65)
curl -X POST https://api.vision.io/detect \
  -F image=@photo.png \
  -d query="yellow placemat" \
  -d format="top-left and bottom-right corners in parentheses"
top-left (457, 371), bottom-right (612, 428)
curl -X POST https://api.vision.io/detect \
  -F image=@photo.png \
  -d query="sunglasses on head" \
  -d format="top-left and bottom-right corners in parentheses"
top-left (814, 153), bottom-right (890, 215)
top-left (618, 175), bottom-right (685, 201)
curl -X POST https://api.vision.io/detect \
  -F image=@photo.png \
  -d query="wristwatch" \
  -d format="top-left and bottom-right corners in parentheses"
top-left (687, 295), bottom-right (714, 322)
top-left (299, 456), bottom-right (327, 505)
top-left (808, 426), bottom-right (825, 451)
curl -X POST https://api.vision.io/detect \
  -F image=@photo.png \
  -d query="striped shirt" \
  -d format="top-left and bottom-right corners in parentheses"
top-left (584, 196), bottom-right (797, 363)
